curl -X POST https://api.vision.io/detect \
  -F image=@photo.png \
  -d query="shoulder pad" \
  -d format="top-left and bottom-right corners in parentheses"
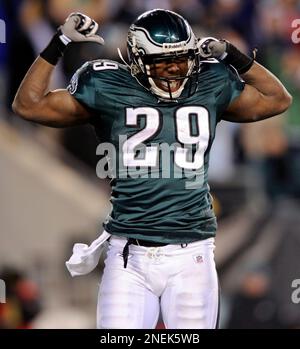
top-left (88, 59), bottom-right (121, 73)
top-left (68, 59), bottom-right (125, 95)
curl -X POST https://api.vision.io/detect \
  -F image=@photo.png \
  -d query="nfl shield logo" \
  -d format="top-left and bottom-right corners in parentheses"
top-left (193, 255), bottom-right (204, 264)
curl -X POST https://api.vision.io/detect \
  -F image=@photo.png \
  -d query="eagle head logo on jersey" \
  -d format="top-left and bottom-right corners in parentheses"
top-left (127, 9), bottom-right (200, 101)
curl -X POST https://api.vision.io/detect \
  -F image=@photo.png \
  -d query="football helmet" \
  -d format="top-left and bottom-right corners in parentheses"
top-left (127, 9), bottom-right (199, 101)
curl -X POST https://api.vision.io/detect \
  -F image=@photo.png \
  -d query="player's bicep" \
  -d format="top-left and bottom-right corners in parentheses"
top-left (35, 89), bottom-right (92, 127)
top-left (222, 84), bottom-right (269, 123)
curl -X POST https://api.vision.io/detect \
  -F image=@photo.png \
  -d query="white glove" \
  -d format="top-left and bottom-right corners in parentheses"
top-left (198, 37), bottom-right (255, 74)
top-left (198, 37), bottom-right (226, 59)
top-left (59, 12), bottom-right (104, 45)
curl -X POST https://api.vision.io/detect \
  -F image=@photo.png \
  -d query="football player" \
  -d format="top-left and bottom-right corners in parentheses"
top-left (12, 10), bottom-right (292, 329)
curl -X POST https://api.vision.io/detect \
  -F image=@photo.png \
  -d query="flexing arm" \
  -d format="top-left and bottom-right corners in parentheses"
top-left (223, 62), bottom-right (292, 122)
top-left (12, 57), bottom-right (91, 127)
top-left (12, 12), bottom-right (104, 128)
top-left (199, 38), bottom-right (292, 122)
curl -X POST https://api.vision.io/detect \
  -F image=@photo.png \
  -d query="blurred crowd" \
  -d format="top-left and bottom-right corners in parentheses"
top-left (0, 0), bottom-right (299, 329)
top-left (0, 267), bottom-right (41, 329)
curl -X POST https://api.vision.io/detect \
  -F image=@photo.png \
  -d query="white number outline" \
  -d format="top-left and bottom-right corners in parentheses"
top-left (123, 106), bottom-right (210, 170)
top-left (123, 108), bottom-right (160, 167)
top-left (175, 106), bottom-right (210, 170)
top-left (92, 61), bottom-right (119, 71)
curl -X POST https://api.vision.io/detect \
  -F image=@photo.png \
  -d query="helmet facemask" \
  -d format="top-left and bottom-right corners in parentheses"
top-left (144, 51), bottom-right (197, 100)
top-left (127, 9), bottom-right (199, 101)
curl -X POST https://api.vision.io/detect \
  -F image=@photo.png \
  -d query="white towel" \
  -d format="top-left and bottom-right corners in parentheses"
top-left (65, 230), bottom-right (111, 277)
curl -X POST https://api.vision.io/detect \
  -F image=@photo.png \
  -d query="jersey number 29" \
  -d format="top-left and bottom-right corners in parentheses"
top-left (123, 106), bottom-right (210, 170)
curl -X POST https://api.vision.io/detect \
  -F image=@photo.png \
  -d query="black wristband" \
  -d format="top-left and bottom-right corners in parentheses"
top-left (40, 31), bottom-right (68, 65)
top-left (221, 41), bottom-right (254, 74)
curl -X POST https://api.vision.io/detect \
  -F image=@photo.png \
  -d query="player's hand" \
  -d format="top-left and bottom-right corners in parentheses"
top-left (198, 37), bottom-right (226, 59)
top-left (59, 12), bottom-right (105, 45)
top-left (198, 37), bottom-right (254, 74)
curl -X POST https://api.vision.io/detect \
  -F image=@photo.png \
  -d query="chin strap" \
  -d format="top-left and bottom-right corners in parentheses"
top-left (117, 48), bottom-right (131, 69)
top-left (146, 58), bottom-right (195, 101)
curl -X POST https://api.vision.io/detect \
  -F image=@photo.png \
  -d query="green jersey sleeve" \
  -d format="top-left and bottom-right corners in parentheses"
top-left (216, 64), bottom-right (245, 121)
top-left (227, 65), bottom-right (245, 104)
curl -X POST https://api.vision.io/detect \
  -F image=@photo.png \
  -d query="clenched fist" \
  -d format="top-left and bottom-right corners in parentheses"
top-left (198, 37), bottom-right (254, 74)
top-left (40, 12), bottom-right (105, 65)
top-left (198, 37), bottom-right (226, 59)
top-left (59, 12), bottom-right (104, 45)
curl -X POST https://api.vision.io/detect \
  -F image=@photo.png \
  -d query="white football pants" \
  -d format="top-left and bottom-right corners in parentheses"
top-left (97, 236), bottom-right (219, 329)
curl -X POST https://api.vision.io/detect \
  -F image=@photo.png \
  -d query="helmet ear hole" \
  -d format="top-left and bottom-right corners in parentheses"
top-left (127, 9), bottom-right (199, 100)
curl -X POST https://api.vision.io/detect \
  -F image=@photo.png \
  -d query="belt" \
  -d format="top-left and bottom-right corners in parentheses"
top-left (130, 239), bottom-right (169, 247)
top-left (122, 238), bottom-right (168, 269)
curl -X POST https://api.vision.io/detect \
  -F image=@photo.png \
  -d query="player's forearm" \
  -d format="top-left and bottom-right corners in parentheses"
top-left (241, 62), bottom-right (292, 114)
top-left (12, 57), bottom-right (55, 119)
top-left (199, 39), bottom-right (293, 117)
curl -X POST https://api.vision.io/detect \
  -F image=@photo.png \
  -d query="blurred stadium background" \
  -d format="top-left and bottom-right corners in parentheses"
top-left (0, 0), bottom-right (299, 329)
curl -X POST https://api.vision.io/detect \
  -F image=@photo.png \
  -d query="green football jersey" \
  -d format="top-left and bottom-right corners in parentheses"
top-left (68, 59), bottom-right (244, 243)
